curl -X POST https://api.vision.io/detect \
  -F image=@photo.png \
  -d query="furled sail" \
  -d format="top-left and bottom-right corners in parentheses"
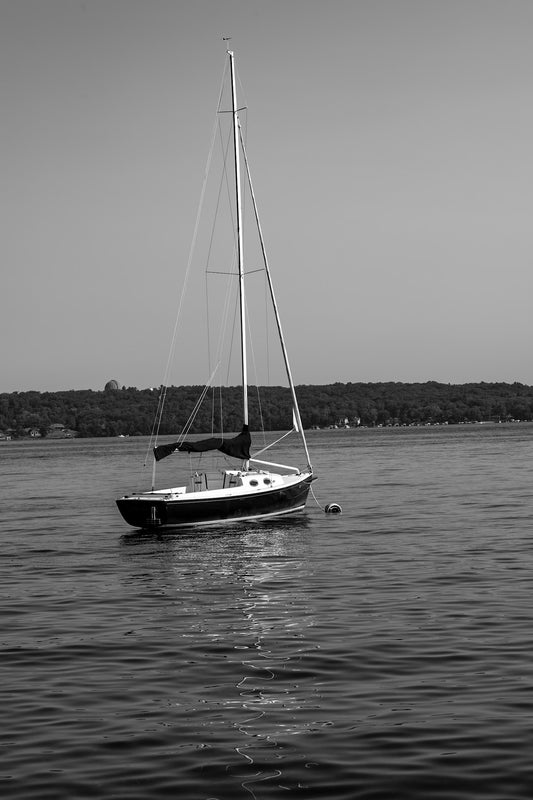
top-left (153, 425), bottom-right (251, 462)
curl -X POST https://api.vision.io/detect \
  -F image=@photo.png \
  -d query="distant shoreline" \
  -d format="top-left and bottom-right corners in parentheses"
top-left (2, 381), bottom-right (533, 439)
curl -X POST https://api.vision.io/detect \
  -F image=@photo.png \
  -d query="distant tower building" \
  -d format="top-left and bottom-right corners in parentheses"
top-left (104, 379), bottom-right (120, 391)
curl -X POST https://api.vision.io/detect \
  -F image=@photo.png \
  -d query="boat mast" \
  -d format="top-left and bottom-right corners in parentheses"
top-left (228, 50), bottom-right (248, 428)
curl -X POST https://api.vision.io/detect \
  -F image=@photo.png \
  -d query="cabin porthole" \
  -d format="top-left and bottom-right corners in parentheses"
top-left (250, 479), bottom-right (259, 486)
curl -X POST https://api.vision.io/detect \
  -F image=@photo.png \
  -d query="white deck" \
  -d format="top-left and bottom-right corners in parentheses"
top-left (127, 469), bottom-right (310, 502)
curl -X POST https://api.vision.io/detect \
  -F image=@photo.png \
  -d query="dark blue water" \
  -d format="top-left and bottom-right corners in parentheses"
top-left (2, 425), bottom-right (533, 799)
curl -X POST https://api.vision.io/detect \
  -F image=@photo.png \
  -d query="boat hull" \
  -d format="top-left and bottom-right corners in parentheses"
top-left (116, 474), bottom-right (313, 530)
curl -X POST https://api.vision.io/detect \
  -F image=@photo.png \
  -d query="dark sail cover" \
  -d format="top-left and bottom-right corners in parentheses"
top-left (154, 425), bottom-right (251, 462)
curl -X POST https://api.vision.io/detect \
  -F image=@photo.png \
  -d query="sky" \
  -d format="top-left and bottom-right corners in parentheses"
top-left (2, 0), bottom-right (533, 392)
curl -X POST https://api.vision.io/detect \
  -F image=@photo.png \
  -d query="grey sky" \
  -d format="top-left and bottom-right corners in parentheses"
top-left (2, 0), bottom-right (532, 392)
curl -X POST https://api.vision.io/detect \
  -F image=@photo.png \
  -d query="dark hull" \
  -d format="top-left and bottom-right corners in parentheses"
top-left (116, 475), bottom-right (313, 530)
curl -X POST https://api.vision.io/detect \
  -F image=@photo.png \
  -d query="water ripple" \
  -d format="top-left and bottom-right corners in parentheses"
top-left (3, 427), bottom-right (533, 798)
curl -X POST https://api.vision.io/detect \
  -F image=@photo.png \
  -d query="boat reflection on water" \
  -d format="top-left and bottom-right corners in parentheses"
top-left (121, 519), bottom-right (329, 795)
top-left (184, 524), bottom-right (326, 793)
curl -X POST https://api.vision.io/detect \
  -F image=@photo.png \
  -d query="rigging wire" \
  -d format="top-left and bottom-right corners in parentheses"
top-left (144, 58), bottom-right (230, 468)
top-left (205, 99), bottom-right (244, 434)
top-left (143, 50), bottom-right (310, 478)
top-left (250, 428), bottom-right (295, 460)
top-left (310, 484), bottom-right (326, 511)
top-left (205, 115), bottom-right (234, 377)
top-left (243, 285), bottom-right (267, 447)
top-left (178, 364), bottom-right (220, 440)
top-left (238, 121), bottom-right (312, 471)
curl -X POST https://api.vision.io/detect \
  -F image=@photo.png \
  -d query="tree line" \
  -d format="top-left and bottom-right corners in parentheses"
top-left (1, 381), bottom-right (533, 438)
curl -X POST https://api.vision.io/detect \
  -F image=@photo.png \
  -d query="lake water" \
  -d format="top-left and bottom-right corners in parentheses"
top-left (2, 424), bottom-right (533, 799)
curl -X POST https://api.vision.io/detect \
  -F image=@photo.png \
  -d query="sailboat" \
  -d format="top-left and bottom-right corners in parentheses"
top-left (116, 49), bottom-right (314, 530)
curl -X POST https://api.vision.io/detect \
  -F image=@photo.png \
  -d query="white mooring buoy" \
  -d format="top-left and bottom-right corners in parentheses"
top-left (324, 502), bottom-right (342, 514)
